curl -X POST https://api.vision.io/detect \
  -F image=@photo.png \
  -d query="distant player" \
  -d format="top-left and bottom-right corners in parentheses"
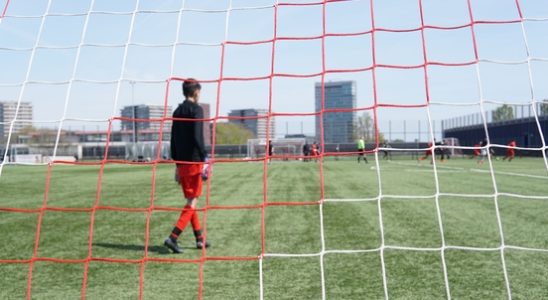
top-left (477, 139), bottom-right (488, 165)
top-left (472, 142), bottom-right (481, 159)
top-left (165, 78), bottom-right (210, 254)
top-left (357, 137), bottom-right (368, 164)
top-left (503, 140), bottom-right (516, 162)
top-left (302, 142), bottom-right (310, 162)
top-left (490, 147), bottom-right (498, 160)
top-left (311, 141), bottom-right (320, 162)
top-left (268, 140), bottom-right (274, 164)
top-left (419, 141), bottom-right (434, 164)
top-left (382, 142), bottom-right (392, 160)
top-left (435, 139), bottom-right (448, 163)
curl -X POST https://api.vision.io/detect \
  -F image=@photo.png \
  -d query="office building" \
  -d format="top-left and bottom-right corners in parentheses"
top-left (120, 103), bottom-right (212, 145)
top-left (120, 104), bottom-right (171, 133)
top-left (228, 108), bottom-right (276, 139)
top-left (315, 81), bottom-right (357, 143)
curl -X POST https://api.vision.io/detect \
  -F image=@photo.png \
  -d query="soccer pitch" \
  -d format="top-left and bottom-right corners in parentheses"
top-left (1, 156), bottom-right (547, 299)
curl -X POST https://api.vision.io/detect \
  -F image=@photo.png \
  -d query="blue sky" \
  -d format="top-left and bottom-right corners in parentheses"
top-left (0, 0), bottom-right (547, 141)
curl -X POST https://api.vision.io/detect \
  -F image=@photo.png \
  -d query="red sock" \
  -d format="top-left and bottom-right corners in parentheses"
top-left (191, 211), bottom-right (204, 241)
top-left (191, 210), bottom-right (200, 231)
top-left (174, 204), bottom-right (194, 233)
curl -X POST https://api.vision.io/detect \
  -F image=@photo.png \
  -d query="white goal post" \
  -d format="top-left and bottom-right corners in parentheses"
top-left (247, 138), bottom-right (306, 159)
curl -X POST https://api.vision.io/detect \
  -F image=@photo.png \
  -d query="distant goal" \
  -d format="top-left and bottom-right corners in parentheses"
top-left (247, 138), bottom-right (306, 160)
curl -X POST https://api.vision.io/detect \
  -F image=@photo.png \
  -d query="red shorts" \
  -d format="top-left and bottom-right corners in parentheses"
top-left (425, 150), bottom-right (432, 155)
top-left (507, 149), bottom-right (515, 156)
top-left (177, 164), bottom-right (203, 199)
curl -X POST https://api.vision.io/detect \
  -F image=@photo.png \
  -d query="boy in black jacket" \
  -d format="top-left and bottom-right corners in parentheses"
top-left (165, 79), bottom-right (210, 253)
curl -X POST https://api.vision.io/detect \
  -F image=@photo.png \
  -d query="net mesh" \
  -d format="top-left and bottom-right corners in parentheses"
top-left (1, 0), bottom-right (548, 299)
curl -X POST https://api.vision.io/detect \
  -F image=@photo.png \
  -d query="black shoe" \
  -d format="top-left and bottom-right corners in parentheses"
top-left (196, 239), bottom-right (211, 249)
top-left (164, 238), bottom-right (183, 253)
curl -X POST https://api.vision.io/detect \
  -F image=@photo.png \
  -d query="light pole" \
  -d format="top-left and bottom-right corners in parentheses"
top-left (130, 80), bottom-right (137, 158)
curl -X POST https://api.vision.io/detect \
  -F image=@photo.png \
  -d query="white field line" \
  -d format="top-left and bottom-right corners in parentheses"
top-left (387, 160), bottom-right (548, 180)
top-left (404, 169), bottom-right (467, 173)
top-left (263, 244), bottom-right (548, 258)
top-left (470, 168), bottom-right (548, 180)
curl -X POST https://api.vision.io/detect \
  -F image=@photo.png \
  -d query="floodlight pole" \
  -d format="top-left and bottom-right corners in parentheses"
top-left (418, 120), bottom-right (421, 143)
top-left (130, 80), bottom-right (137, 157)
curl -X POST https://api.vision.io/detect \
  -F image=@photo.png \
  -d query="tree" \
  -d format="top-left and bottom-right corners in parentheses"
top-left (214, 122), bottom-right (254, 145)
top-left (354, 112), bottom-right (385, 142)
top-left (10, 125), bottom-right (37, 144)
top-left (354, 112), bottom-right (374, 142)
top-left (492, 104), bottom-right (514, 122)
top-left (10, 126), bottom-right (79, 145)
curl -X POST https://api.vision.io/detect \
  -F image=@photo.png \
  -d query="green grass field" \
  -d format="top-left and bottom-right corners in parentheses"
top-left (1, 156), bottom-right (548, 299)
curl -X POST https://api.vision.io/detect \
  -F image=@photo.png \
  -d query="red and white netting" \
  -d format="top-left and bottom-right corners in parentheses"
top-left (1, 0), bottom-right (547, 299)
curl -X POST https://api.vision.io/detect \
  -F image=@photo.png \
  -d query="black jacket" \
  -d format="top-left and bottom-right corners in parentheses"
top-left (171, 100), bottom-right (207, 163)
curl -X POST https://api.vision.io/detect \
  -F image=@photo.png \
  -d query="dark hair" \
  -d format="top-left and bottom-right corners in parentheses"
top-left (182, 78), bottom-right (201, 98)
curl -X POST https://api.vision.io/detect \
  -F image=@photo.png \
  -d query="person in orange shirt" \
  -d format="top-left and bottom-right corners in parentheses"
top-left (311, 142), bottom-right (319, 162)
top-left (419, 141), bottom-right (434, 164)
top-left (503, 140), bottom-right (517, 162)
top-left (472, 142), bottom-right (481, 158)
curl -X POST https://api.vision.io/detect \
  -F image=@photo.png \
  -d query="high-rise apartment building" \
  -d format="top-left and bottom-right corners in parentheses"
top-left (0, 101), bottom-right (33, 139)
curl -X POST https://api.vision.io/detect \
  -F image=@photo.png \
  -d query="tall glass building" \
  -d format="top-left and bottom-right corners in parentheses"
top-left (315, 81), bottom-right (357, 144)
